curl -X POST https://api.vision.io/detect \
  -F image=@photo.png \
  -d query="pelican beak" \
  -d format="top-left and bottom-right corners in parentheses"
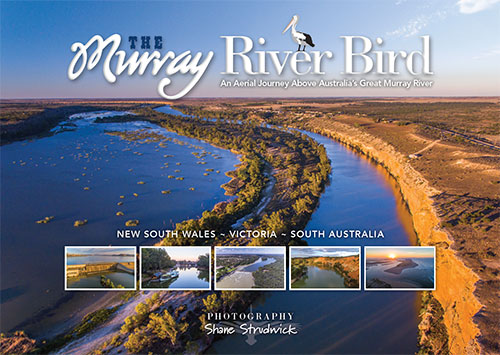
top-left (282, 17), bottom-right (294, 34)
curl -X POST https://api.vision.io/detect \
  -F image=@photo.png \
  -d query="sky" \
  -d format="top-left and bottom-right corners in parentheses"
top-left (1, 0), bottom-right (499, 99)
top-left (291, 247), bottom-right (359, 258)
top-left (66, 247), bottom-right (135, 255)
top-left (161, 246), bottom-right (210, 261)
top-left (217, 247), bottom-right (285, 255)
top-left (366, 247), bottom-right (435, 258)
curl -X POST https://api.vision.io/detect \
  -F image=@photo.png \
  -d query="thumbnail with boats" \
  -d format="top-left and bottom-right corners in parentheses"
top-left (141, 246), bottom-right (210, 290)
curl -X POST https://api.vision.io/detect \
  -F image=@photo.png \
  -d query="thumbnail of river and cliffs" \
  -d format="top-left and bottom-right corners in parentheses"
top-left (0, 98), bottom-right (499, 354)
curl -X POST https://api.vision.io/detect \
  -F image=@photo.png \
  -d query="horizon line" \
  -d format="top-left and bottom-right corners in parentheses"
top-left (1, 95), bottom-right (499, 101)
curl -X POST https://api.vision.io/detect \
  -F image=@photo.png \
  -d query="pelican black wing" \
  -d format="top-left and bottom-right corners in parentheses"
top-left (303, 33), bottom-right (315, 47)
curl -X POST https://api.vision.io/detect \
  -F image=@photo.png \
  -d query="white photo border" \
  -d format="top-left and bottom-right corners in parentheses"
top-left (214, 246), bottom-right (286, 291)
top-left (364, 246), bottom-right (436, 291)
top-left (139, 246), bottom-right (212, 291)
top-left (289, 246), bottom-right (361, 291)
top-left (64, 245), bottom-right (137, 291)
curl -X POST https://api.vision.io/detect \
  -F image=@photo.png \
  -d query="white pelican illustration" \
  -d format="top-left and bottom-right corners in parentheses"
top-left (282, 15), bottom-right (315, 51)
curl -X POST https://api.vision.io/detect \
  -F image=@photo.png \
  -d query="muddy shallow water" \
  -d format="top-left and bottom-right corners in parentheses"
top-left (292, 265), bottom-right (346, 289)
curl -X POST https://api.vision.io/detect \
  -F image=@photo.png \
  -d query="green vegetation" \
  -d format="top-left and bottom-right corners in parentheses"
top-left (291, 260), bottom-right (307, 281)
top-left (125, 219), bottom-right (139, 227)
top-left (291, 257), bottom-right (359, 288)
top-left (73, 219), bottom-right (87, 227)
top-left (197, 253), bottom-right (210, 269)
top-left (418, 292), bottom-right (449, 354)
top-left (121, 302), bottom-right (152, 335)
top-left (147, 310), bottom-right (188, 349)
top-left (215, 254), bottom-right (259, 281)
top-left (202, 294), bottom-right (221, 313)
top-left (141, 248), bottom-right (175, 276)
top-left (252, 255), bottom-right (285, 288)
top-left (36, 216), bottom-right (54, 224)
top-left (100, 275), bottom-right (124, 288)
top-left (26, 103), bottom-right (331, 352)
top-left (118, 294), bottom-right (205, 354)
top-left (39, 306), bottom-right (119, 353)
top-left (110, 106), bottom-right (330, 249)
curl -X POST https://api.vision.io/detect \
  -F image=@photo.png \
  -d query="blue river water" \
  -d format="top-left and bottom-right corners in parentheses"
top-left (1, 105), bottom-right (419, 353)
top-left (210, 128), bottom-right (419, 353)
top-left (0, 110), bottom-right (239, 334)
top-left (241, 257), bottom-right (276, 272)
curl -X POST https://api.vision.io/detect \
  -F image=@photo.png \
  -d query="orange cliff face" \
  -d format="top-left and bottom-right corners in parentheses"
top-left (313, 255), bottom-right (360, 281)
top-left (307, 117), bottom-right (482, 354)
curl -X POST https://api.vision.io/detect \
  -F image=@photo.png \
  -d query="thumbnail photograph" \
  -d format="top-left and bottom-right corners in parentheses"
top-left (290, 247), bottom-right (360, 290)
top-left (215, 247), bottom-right (286, 290)
top-left (140, 246), bottom-right (210, 290)
top-left (365, 246), bottom-right (435, 290)
top-left (65, 246), bottom-right (136, 290)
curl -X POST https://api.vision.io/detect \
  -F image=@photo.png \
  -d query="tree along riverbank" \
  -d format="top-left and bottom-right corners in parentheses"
top-left (173, 100), bottom-right (497, 353)
top-left (0, 102), bottom-right (143, 145)
top-left (0, 103), bottom-right (330, 354)
top-left (291, 255), bottom-right (360, 288)
top-left (95, 106), bottom-right (330, 353)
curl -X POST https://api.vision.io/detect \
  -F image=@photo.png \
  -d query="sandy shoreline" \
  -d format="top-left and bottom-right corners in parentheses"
top-left (384, 259), bottom-right (418, 275)
top-left (216, 260), bottom-right (260, 289)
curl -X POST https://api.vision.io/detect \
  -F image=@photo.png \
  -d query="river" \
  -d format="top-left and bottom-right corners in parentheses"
top-left (210, 129), bottom-right (419, 353)
top-left (0, 110), bottom-right (239, 335)
top-left (144, 267), bottom-right (210, 289)
top-left (1, 105), bottom-right (419, 353)
top-left (292, 265), bottom-right (346, 288)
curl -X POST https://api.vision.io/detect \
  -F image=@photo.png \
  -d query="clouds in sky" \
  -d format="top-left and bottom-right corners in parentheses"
top-left (388, 0), bottom-right (499, 38)
top-left (387, 10), bottom-right (448, 37)
top-left (291, 247), bottom-right (359, 258)
top-left (456, 0), bottom-right (500, 13)
top-left (217, 247), bottom-right (284, 255)
top-left (473, 47), bottom-right (500, 59)
top-left (67, 247), bottom-right (134, 255)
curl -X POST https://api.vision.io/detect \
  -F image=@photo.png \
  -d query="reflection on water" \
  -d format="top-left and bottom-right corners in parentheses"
top-left (241, 257), bottom-right (275, 272)
top-left (366, 258), bottom-right (434, 288)
top-left (0, 111), bottom-right (239, 334)
top-left (292, 266), bottom-right (345, 288)
top-left (67, 272), bottom-right (135, 289)
top-left (146, 267), bottom-right (210, 289)
top-left (211, 131), bottom-right (419, 354)
top-left (66, 255), bottom-right (134, 265)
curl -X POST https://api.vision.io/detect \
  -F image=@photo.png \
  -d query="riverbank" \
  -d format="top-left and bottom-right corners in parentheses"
top-left (0, 101), bottom-right (145, 144)
top-left (161, 100), bottom-right (490, 352)
top-left (216, 266), bottom-right (255, 288)
top-left (1, 102), bottom-right (330, 353)
top-left (291, 255), bottom-right (360, 288)
top-left (183, 98), bottom-right (499, 352)
top-left (206, 97), bottom-right (497, 352)
top-left (385, 259), bottom-right (418, 275)
top-left (305, 118), bottom-right (483, 354)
